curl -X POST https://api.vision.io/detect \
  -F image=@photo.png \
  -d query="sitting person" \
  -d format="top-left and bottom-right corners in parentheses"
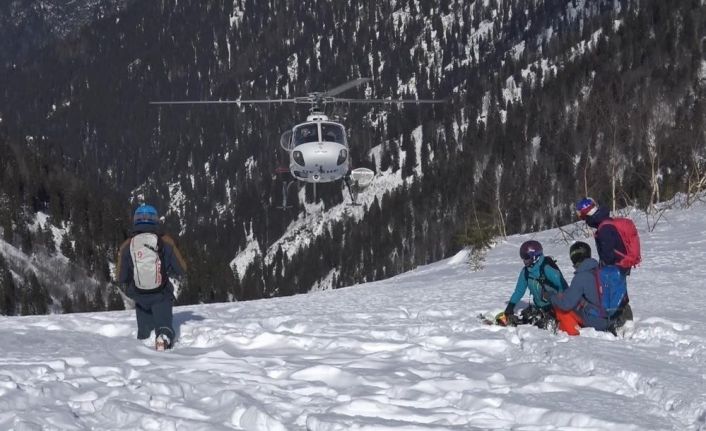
top-left (496, 240), bottom-right (567, 328)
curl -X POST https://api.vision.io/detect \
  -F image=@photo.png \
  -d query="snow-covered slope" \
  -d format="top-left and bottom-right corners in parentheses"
top-left (15, 0), bottom-right (134, 39)
top-left (230, 168), bottom-right (406, 283)
top-left (2, 199), bottom-right (706, 430)
top-left (0, 212), bottom-right (104, 312)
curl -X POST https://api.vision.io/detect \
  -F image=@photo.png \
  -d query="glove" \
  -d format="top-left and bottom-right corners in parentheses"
top-left (495, 312), bottom-right (519, 327)
top-left (504, 302), bottom-right (516, 315)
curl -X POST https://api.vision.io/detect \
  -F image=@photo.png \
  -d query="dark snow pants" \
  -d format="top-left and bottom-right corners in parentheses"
top-left (127, 284), bottom-right (175, 343)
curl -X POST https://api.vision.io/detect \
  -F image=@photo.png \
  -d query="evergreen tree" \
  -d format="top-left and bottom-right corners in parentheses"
top-left (0, 255), bottom-right (17, 316)
top-left (60, 235), bottom-right (75, 261)
top-left (61, 294), bottom-right (74, 314)
top-left (21, 272), bottom-right (49, 315)
top-left (107, 286), bottom-right (125, 311)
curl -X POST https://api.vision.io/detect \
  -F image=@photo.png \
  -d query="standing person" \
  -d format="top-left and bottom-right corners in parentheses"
top-left (547, 242), bottom-right (615, 335)
top-left (496, 240), bottom-right (568, 328)
top-left (575, 197), bottom-right (634, 321)
top-left (575, 198), bottom-right (624, 267)
top-left (117, 204), bottom-right (187, 350)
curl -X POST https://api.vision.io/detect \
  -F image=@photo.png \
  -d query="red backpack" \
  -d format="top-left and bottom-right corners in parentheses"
top-left (597, 218), bottom-right (641, 269)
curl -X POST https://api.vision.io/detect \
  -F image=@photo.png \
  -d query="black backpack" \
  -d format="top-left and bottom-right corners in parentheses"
top-left (524, 256), bottom-right (569, 292)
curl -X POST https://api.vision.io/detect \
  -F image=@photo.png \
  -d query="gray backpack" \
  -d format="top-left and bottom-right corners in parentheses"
top-left (129, 233), bottom-right (165, 290)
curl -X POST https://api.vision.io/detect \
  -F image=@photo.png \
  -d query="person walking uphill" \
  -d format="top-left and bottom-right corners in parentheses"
top-left (117, 204), bottom-right (187, 350)
top-left (496, 240), bottom-right (568, 328)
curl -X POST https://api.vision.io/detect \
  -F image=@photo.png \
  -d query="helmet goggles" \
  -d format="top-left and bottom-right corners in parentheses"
top-left (521, 250), bottom-right (542, 266)
top-left (576, 197), bottom-right (597, 220)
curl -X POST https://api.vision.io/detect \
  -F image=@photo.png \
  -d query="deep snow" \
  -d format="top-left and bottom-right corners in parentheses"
top-left (2, 199), bottom-right (706, 430)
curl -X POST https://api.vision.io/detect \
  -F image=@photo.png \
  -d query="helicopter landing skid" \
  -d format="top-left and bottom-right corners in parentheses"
top-left (277, 181), bottom-right (294, 210)
top-left (276, 167), bottom-right (298, 210)
top-left (344, 176), bottom-right (362, 206)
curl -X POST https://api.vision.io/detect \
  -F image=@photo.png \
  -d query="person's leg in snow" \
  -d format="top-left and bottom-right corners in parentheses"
top-left (555, 308), bottom-right (583, 336)
top-left (151, 290), bottom-right (175, 349)
top-left (607, 303), bottom-right (634, 336)
top-left (134, 300), bottom-right (155, 340)
top-left (620, 303), bottom-right (633, 322)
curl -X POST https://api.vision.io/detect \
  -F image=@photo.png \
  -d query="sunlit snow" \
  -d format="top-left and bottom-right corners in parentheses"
top-left (2, 199), bottom-right (706, 429)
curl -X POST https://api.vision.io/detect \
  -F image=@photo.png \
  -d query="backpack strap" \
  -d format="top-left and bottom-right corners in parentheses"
top-left (600, 219), bottom-right (633, 261)
top-left (592, 269), bottom-right (607, 319)
top-left (523, 266), bottom-right (540, 303)
top-left (596, 218), bottom-right (612, 230)
top-left (525, 259), bottom-right (564, 292)
top-left (524, 260), bottom-right (546, 283)
top-left (157, 235), bottom-right (167, 286)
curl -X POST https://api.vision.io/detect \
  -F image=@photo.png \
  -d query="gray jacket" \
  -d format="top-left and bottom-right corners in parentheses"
top-left (550, 257), bottom-right (610, 331)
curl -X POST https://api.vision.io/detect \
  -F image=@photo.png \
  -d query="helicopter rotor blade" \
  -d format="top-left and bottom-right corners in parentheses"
top-left (149, 99), bottom-right (297, 105)
top-left (321, 78), bottom-right (372, 97)
top-left (328, 97), bottom-right (446, 104)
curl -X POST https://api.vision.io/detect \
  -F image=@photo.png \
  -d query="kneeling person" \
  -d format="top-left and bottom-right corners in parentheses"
top-left (548, 242), bottom-right (611, 335)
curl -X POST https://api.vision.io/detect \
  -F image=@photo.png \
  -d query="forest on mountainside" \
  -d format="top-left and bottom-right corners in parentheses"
top-left (0, 0), bottom-right (704, 314)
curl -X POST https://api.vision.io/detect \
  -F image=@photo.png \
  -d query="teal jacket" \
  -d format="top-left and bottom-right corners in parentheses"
top-left (508, 256), bottom-right (565, 311)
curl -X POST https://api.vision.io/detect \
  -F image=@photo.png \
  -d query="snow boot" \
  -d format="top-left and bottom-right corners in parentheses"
top-left (155, 334), bottom-right (171, 351)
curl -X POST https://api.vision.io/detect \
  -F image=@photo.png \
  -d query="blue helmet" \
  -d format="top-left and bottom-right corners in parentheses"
top-left (133, 204), bottom-right (159, 225)
top-left (576, 197), bottom-right (598, 220)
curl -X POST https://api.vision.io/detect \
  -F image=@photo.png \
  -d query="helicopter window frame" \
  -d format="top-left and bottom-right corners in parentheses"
top-left (294, 123), bottom-right (320, 146)
top-left (321, 123), bottom-right (346, 144)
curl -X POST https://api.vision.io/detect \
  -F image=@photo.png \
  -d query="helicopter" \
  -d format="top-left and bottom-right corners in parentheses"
top-left (150, 77), bottom-right (444, 208)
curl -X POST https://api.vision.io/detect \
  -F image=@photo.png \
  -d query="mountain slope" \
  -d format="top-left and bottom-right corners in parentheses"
top-left (1, 197), bottom-right (705, 429)
top-left (0, 0), bottom-right (704, 308)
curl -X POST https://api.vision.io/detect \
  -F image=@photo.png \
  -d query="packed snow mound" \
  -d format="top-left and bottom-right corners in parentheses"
top-left (2, 200), bottom-right (706, 430)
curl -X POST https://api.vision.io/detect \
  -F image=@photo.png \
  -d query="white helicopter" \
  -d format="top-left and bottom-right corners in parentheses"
top-left (151, 77), bottom-right (444, 207)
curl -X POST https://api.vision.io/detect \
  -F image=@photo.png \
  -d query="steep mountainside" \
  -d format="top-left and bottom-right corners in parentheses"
top-left (0, 0), bottom-right (704, 313)
top-left (0, 0), bottom-right (136, 66)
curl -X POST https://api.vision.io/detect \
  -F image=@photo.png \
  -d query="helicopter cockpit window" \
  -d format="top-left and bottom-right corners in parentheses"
top-left (294, 124), bottom-right (319, 145)
top-left (321, 123), bottom-right (345, 144)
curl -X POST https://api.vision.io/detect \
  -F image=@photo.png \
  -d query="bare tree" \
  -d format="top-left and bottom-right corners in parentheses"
top-left (594, 79), bottom-right (627, 213)
top-left (646, 125), bottom-right (660, 213)
top-left (687, 154), bottom-right (706, 206)
top-left (646, 97), bottom-right (673, 215)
